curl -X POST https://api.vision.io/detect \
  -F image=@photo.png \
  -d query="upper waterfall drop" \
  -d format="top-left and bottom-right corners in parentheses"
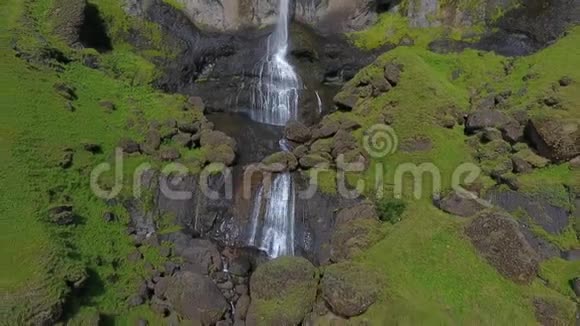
top-left (251, 0), bottom-right (300, 126)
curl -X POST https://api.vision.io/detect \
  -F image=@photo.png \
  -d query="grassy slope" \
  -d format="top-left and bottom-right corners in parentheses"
top-left (0, 0), bottom-right (184, 324)
top-left (336, 21), bottom-right (580, 323)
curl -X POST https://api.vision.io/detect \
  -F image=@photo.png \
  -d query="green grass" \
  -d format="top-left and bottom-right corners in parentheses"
top-left (332, 23), bottom-right (580, 324)
top-left (0, 0), bottom-right (188, 323)
top-left (352, 202), bottom-right (539, 324)
top-left (540, 258), bottom-right (580, 298)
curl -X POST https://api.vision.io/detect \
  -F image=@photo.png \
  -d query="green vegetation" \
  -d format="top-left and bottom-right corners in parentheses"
top-left (540, 258), bottom-right (580, 298)
top-left (0, 0), bottom-right (186, 323)
top-left (332, 16), bottom-right (580, 324)
top-left (376, 198), bottom-right (406, 223)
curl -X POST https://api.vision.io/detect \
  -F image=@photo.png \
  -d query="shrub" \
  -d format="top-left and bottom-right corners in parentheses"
top-left (377, 198), bottom-right (406, 224)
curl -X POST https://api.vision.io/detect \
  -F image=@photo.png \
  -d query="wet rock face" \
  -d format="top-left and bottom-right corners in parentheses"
top-left (142, 0), bottom-right (379, 33)
top-left (465, 211), bottom-right (539, 284)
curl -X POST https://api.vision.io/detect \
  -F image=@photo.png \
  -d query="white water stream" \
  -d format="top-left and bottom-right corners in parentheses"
top-left (250, 0), bottom-right (300, 126)
top-left (247, 0), bottom-right (297, 258)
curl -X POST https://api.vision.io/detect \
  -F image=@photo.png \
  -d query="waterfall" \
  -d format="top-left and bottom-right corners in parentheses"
top-left (258, 173), bottom-right (295, 257)
top-left (246, 0), bottom-right (297, 258)
top-left (250, 0), bottom-right (300, 126)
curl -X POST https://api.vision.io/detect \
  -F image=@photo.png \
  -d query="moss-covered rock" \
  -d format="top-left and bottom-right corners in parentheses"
top-left (329, 219), bottom-right (385, 263)
top-left (49, 0), bottom-right (86, 45)
top-left (465, 210), bottom-right (539, 284)
top-left (525, 117), bottom-right (580, 162)
top-left (321, 262), bottom-right (382, 317)
top-left (247, 256), bottom-right (318, 326)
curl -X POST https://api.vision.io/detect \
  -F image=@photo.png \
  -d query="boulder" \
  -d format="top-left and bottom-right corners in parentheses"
top-left (559, 76), bottom-right (573, 87)
top-left (200, 130), bottom-right (237, 151)
top-left (292, 145), bottom-right (308, 159)
top-left (532, 297), bottom-right (576, 326)
top-left (465, 211), bottom-right (539, 284)
top-left (333, 90), bottom-right (359, 111)
top-left (329, 219), bottom-right (384, 263)
top-left (335, 203), bottom-right (378, 225)
top-left (312, 119), bottom-right (340, 140)
top-left (465, 110), bottom-right (510, 133)
top-left (205, 144), bottom-right (236, 166)
top-left (172, 133), bottom-right (192, 148)
top-left (261, 151), bottom-right (298, 172)
top-left (525, 118), bottom-right (580, 162)
top-left (500, 121), bottom-right (524, 144)
top-left (178, 121), bottom-right (200, 134)
top-left (159, 148), bottom-right (181, 162)
top-left (175, 239), bottom-right (223, 275)
top-left (50, 0), bottom-right (86, 45)
top-left (572, 278), bottom-right (580, 297)
top-left (321, 263), bottom-right (381, 317)
top-left (299, 154), bottom-right (331, 169)
top-left (119, 138), bottom-right (140, 154)
top-left (511, 156), bottom-right (532, 174)
top-left (164, 271), bottom-right (228, 324)
top-left (235, 295), bottom-right (251, 321)
top-left (310, 138), bottom-right (333, 154)
top-left (47, 205), bottom-right (75, 225)
top-left (246, 256), bottom-right (318, 326)
top-left (511, 146), bottom-right (549, 168)
top-left (383, 62), bottom-right (403, 86)
top-left (436, 191), bottom-right (486, 217)
top-left (332, 130), bottom-right (358, 158)
top-left (142, 129), bottom-right (161, 154)
top-left (285, 120), bottom-right (311, 143)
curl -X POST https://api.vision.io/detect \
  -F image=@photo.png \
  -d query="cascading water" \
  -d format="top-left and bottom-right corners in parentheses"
top-left (247, 0), bottom-right (298, 258)
top-left (250, 0), bottom-right (300, 126)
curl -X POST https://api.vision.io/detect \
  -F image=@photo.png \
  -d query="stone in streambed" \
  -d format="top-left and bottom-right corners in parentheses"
top-left (285, 120), bottom-right (311, 143)
top-left (261, 151), bottom-right (298, 172)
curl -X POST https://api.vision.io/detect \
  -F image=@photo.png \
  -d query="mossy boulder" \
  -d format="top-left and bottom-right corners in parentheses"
top-left (532, 296), bottom-right (577, 326)
top-left (164, 271), bottom-right (228, 324)
top-left (525, 118), bottom-right (580, 162)
top-left (285, 120), bottom-right (311, 143)
top-left (465, 211), bottom-right (539, 284)
top-left (261, 151), bottom-right (298, 172)
top-left (299, 153), bottom-right (331, 169)
top-left (50, 0), bottom-right (86, 45)
top-left (321, 262), bottom-right (382, 317)
top-left (204, 144), bottom-right (236, 166)
top-left (329, 219), bottom-right (385, 263)
top-left (247, 256), bottom-right (318, 326)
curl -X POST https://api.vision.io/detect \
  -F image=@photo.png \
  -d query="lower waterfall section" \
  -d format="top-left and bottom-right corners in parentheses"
top-left (247, 173), bottom-right (295, 258)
